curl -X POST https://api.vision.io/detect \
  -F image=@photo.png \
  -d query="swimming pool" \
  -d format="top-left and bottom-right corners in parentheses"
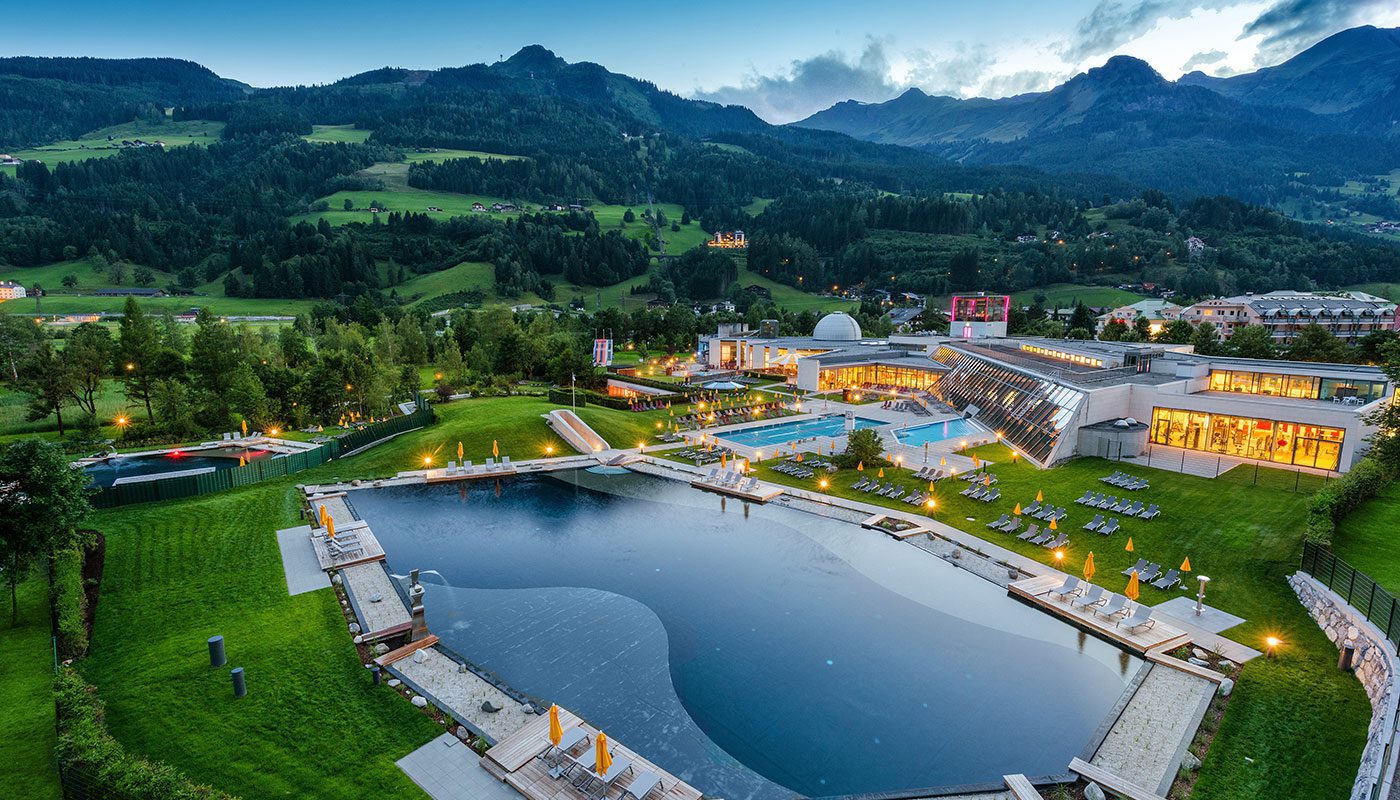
top-left (81, 447), bottom-right (277, 488)
top-left (893, 417), bottom-right (988, 447)
top-left (354, 471), bottom-right (1139, 799)
top-left (717, 414), bottom-right (884, 448)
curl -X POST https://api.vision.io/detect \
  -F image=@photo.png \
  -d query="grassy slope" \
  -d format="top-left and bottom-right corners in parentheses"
top-left (1, 119), bottom-right (225, 176)
top-left (1332, 481), bottom-right (1400, 593)
top-left (10, 294), bottom-right (321, 317)
top-left (300, 125), bottom-right (372, 144)
top-left (0, 259), bottom-right (177, 293)
top-left (0, 578), bottom-right (62, 800)
top-left (1011, 283), bottom-right (1143, 309)
top-left (738, 267), bottom-right (858, 313)
top-left (750, 444), bottom-right (1367, 798)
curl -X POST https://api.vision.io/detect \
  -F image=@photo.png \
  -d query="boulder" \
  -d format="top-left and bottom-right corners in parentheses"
top-left (387, 679), bottom-right (402, 688)
top-left (331, 573), bottom-right (343, 586)
top-left (413, 649), bottom-right (426, 664)
top-left (368, 592), bottom-right (383, 603)
top-left (373, 643), bottom-right (390, 655)
top-left (1192, 647), bottom-right (1209, 660)
top-left (1218, 659), bottom-right (1236, 672)
top-left (353, 635), bottom-right (364, 645)
top-left (1188, 657), bottom-right (1211, 667)
top-left (481, 701), bottom-right (502, 714)
top-left (1084, 782), bottom-right (1106, 800)
top-left (1181, 751), bottom-right (1202, 771)
top-left (1218, 677), bottom-right (1235, 697)
top-left (411, 695), bottom-right (428, 708)
top-left (348, 622), bottom-right (361, 634)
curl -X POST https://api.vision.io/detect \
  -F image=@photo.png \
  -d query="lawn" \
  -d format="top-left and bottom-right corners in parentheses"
top-left (0, 381), bottom-right (133, 444)
top-left (300, 125), bottom-right (372, 144)
top-left (1331, 481), bottom-right (1400, 594)
top-left (0, 258), bottom-right (177, 294)
top-left (1, 119), bottom-right (225, 175)
top-left (1008, 283), bottom-right (1142, 309)
top-left (6, 293), bottom-right (320, 318)
top-left (402, 148), bottom-right (524, 164)
top-left (749, 444), bottom-right (1369, 798)
top-left (0, 578), bottom-right (62, 800)
top-left (738, 267), bottom-right (858, 313)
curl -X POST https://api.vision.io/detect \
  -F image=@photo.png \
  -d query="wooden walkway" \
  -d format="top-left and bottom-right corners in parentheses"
top-left (482, 708), bottom-right (702, 800)
top-left (1008, 575), bottom-right (1192, 655)
top-left (1069, 757), bottom-right (1169, 800)
top-left (688, 477), bottom-right (783, 503)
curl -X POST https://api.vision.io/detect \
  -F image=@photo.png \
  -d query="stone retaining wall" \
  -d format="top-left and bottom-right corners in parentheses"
top-left (1290, 572), bottom-right (1400, 800)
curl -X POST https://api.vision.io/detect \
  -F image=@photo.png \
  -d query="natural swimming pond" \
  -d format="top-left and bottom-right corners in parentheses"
top-left (81, 447), bottom-right (277, 487)
top-left (717, 414), bottom-right (884, 449)
top-left (892, 418), bottom-right (987, 448)
top-left (354, 470), bottom-right (1140, 799)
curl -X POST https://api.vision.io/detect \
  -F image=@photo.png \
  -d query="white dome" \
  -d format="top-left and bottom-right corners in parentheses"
top-left (812, 312), bottom-right (862, 341)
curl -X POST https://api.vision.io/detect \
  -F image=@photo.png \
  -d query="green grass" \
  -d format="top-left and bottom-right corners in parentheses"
top-left (8, 293), bottom-right (320, 317)
top-left (751, 444), bottom-right (1368, 797)
top-left (300, 125), bottom-right (372, 144)
top-left (0, 381), bottom-right (134, 444)
top-left (1, 119), bottom-right (225, 175)
top-left (0, 259), bottom-right (177, 294)
top-left (737, 267), bottom-right (858, 313)
top-left (1010, 283), bottom-right (1142, 309)
top-left (0, 578), bottom-right (62, 800)
top-left (402, 148), bottom-right (524, 164)
top-left (1331, 481), bottom-right (1400, 594)
top-left (742, 198), bottom-right (773, 216)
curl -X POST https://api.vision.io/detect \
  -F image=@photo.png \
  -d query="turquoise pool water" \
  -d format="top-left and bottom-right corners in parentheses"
top-left (354, 470), bottom-right (1139, 799)
top-left (893, 417), bottom-right (986, 447)
top-left (717, 414), bottom-right (883, 448)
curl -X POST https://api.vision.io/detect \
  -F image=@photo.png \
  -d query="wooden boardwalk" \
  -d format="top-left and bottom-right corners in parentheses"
top-left (482, 708), bottom-right (702, 800)
top-left (1008, 575), bottom-right (1192, 655)
top-left (688, 477), bottom-right (783, 503)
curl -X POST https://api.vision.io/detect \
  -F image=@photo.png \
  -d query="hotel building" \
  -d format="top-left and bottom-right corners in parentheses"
top-left (1180, 290), bottom-right (1396, 344)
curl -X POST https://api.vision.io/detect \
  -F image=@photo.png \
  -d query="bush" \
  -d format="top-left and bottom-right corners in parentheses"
top-left (51, 535), bottom-right (91, 660)
top-left (832, 428), bottom-right (891, 469)
top-left (54, 668), bottom-right (237, 800)
top-left (1307, 457), bottom-right (1392, 545)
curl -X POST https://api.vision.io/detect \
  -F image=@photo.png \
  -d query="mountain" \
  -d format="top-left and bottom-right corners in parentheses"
top-left (1179, 26), bottom-right (1400, 118)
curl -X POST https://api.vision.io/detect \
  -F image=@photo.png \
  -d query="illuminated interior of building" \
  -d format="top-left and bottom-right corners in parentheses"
top-left (1207, 369), bottom-right (1387, 403)
top-left (1149, 407), bottom-right (1344, 470)
top-left (816, 363), bottom-right (942, 392)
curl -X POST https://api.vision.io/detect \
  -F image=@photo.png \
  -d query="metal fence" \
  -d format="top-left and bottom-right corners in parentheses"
top-left (90, 404), bottom-right (435, 509)
top-left (1301, 541), bottom-right (1400, 649)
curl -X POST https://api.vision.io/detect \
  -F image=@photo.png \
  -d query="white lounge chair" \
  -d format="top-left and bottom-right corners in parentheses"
top-left (1047, 576), bottom-right (1082, 598)
top-left (1072, 585), bottom-right (1107, 608)
top-left (1118, 605), bottom-right (1155, 631)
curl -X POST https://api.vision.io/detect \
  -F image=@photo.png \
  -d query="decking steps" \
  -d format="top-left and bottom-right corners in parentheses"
top-left (1069, 758), bottom-right (1169, 800)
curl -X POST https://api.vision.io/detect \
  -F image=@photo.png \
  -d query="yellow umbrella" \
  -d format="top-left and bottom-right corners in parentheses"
top-left (1035, 489), bottom-right (1043, 502)
top-left (939, 456), bottom-right (947, 466)
top-left (548, 705), bottom-right (563, 747)
top-left (971, 454), bottom-right (981, 467)
top-left (238, 456), bottom-right (246, 467)
top-left (878, 467), bottom-right (884, 478)
top-left (492, 439), bottom-right (499, 458)
top-left (1083, 552), bottom-right (1096, 582)
top-left (457, 441), bottom-right (464, 460)
top-left (796, 453), bottom-right (804, 462)
top-left (1049, 518), bottom-right (1058, 531)
top-left (857, 462), bottom-right (864, 472)
top-left (595, 732), bottom-right (612, 777)
top-left (928, 481), bottom-right (935, 492)
top-left (1125, 537), bottom-right (1134, 552)
top-left (241, 418), bottom-right (247, 436)
top-left (721, 453), bottom-right (727, 468)
top-left (1181, 556), bottom-right (1192, 572)
top-left (983, 475), bottom-right (991, 486)
top-left (326, 516), bottom-right (336, 539)
top-left (1013, 503), bottom-right (1022, 515)
top-left (1125, 570), bottom-right (1140, 602)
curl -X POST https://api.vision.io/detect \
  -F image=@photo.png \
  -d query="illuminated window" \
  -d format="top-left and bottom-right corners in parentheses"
top-left (1150, 407), bottom-right (1343, 471)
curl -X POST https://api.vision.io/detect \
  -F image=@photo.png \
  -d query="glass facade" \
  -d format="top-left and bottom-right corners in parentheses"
top-left (1149, 407), bottom-right (1344, 471)
top-left (817, 363), bottom-right (941, 392)
top-left (1207, 369), bottom-right (1387, 403)
top-left (930, 347), bottom-right (1085, 462)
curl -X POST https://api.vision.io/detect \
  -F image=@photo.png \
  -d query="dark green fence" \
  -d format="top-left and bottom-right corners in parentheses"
top-left (1301, 540), bottom-right (1400, 648)
top-left (91, 404), bottom-right (435, 509)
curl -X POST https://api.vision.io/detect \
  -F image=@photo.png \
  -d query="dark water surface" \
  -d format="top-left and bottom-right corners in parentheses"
top-left (353, 470), bottom-right (1138, 799)
top-left (82, 447), bottom-right (276, 487)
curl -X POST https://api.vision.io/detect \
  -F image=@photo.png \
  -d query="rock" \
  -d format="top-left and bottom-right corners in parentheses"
top-left (1188, 657), bottom-right (1211, 667)
top-left (1181, 751), bottom-right (1202, 771)
top-left (411, 695), bottom-right (428, 708)
top-left (331, 574), bottom-right (343, 586)
top-left (373, 643), bottom-right (390, 655)
top-left (1084, 782), bottom-right (1106, 800)
top-left (1192, 647), bottom-right (1209, 660)
top-left (368, 592), bottom-right (383, 603)
top-left (387, 679), bottom-right (402, 688)
top-left (352, 479), bottom-right (362, 487)
top-left (348, 622), bottom-right (361, 634)
top-left (481, 701), bottom-right (502, 713)
top-left (455, 727), bottom-right (471, 741)
top-left (1218, 677), bottom-right (1235, 697)
top-left (457, 662), bottom-right (470, 674)
top-left (413, 649), bottom-right (426, 664)
top-left (1218, 659), bottom-right (1236, 672)
top-left (353, 635), bottom-right (364, 645)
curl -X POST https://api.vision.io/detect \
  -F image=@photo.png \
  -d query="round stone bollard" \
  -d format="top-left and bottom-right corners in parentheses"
top-left (208, 635), bottom-right (226, 668)
top-left (231, 667), bottom-right (247, 699)
top-left (372, 666), bottom-right (382, 685)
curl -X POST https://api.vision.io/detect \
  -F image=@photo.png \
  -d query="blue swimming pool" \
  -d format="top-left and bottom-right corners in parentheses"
top-left (81, 447), bottom-right (278, 487)
top-left (717, 414), bottom-right (883, 448)
top-left (893, 417), bottom-right (987, 447)
top-left (354, 471), bottom-right (1140, 799)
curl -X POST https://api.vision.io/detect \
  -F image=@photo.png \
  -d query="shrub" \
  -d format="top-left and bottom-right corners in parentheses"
top-left (51, 534), bottom-right (92, 660)
top-left (1307, 457), bottom-right (1392, 545)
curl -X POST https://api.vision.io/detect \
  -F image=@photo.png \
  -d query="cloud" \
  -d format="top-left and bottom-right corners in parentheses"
top-left (695, 40), bottom-right (901, 123)
top-left (901, 44), bottom-right (997, 97)
top-left (1242, 0), bottom-right (1394, 65)
top-left (979, 70), bottom-right (1062, 97)
top-left (1180, 49), bottom-right (1229, 71)
top-left (1059, 0), bottom-right (1234, 63)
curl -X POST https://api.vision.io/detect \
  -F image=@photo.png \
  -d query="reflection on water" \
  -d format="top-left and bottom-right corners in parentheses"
top-left (81, 448), bottom-right (276, 487)
top-left (355, 470), bottom-right (1139, 799)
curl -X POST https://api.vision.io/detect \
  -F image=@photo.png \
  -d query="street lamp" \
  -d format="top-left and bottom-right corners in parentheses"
top-left (1195, 575), bottom-right (1212, 616)
top-left (115, 415), bottom-right (129, 439)
top-left (819, 478), bottom-right (829, 491)
top-left (1265, 635), bottom-right (1282, 658)
top-left (545, 444), bottom-right (555, 457)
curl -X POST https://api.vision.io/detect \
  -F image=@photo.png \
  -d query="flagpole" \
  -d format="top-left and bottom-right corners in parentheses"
top-left (571, 372), bottom-right (576, 411)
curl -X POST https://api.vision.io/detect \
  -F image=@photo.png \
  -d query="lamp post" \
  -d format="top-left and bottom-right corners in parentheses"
top-left (1195, 575), bottom-right (1212, 616)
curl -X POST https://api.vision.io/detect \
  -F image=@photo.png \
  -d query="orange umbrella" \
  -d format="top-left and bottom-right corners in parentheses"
top-left (238, 456), bottom-right (246, 467)
top-left (241, 418), bottom-right (248, 436)
top-left (878, 467), bottom-right (884, 478)
top-left (319, 505), bottom-right (328, 527)
top-left (1013, 503), bottom-right (1022, 515)
top-left (1181, 556), bottom-right (1192, 572)
top-left (1035, 489), bottom-right (1043, 502)
top-left (492, 439), bottom-right (499, 458)
top-left (548, 705), bottom-right (563, 747)
top-left (928, 481), bottom-right (935, 492)
top-left (1049, 518), bottom-right (1058, 531)
top-left (857, 462), bottom-right (864, 472)
top-left (595, 732), bottom-right (612, 776)
top-left (939, 456), bottom-right (947, 466)
top-left (983, 475), bottom-right (991, 486)
top-left (1125, 537), bottom-right (1134, 552)
top-left (971, 454), bottom-right (981, 467)
top-left (326, 516), bottom-right (337, 539)
top-left (457, 441), bottom-right (464, 460)
top-left (1125, 570), bottom-right (1140, 602)
top-left (721, 453), bottom-right (727, 468)
top-left (1083, 552), bottom-right (1096, 582)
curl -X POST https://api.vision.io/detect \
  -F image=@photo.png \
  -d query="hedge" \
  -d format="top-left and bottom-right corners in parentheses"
top-left (54, 668), bottom-right (237, 800)
top-left (51, 536), bottom-right (90, 660)
top-left (1307, 456), bottom-right (1392, 545)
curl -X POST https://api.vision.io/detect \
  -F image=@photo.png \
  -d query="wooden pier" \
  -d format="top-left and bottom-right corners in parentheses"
top-left (688, 477), bottom-right (784, 503)
top-left (481, 707), bottom-right (702, 800)
top-left (1008, 575), bottom-right (1192, 655)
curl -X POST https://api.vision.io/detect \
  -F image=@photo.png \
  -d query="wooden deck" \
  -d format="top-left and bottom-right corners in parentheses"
top-left (424, 465), bottom-right (519, 484)
top-left (1068, 757), bottom-right (1168, 800)
top-left (1003, 774), bottom-right (1044, 800)
top-left (688, 478), bottom-right (783, 503)
top-left (1008, 575), bottom-right (1192, 655)
top-left (860, 514), bottom-right (931, 540)
top-left (482, 707), bottom-right (702, 800)
top-left (310, 527), bottom-right (386, 569)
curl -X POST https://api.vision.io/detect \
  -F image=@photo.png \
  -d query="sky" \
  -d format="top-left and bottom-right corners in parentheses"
top-left (3, 0), bottom-right (1399, 122)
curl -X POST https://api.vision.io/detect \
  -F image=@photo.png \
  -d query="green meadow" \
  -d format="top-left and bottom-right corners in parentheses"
top-left (1, 119), bottom-right (225, 175)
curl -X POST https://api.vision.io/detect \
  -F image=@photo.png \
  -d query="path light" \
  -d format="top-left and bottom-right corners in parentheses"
top-left (545, 444), bottom-right (554, 456)
top-left (434, 372), bottom-right (443, 380)
top-left (1054, 550), bottom-right (1064, 565)
top-left (1010, 451), bottom-right (1019, 461)
top-left (268, 427), bottom-right (280, 436)
top-left (1265, 635), bottom-right (1282, 658)
top-left (125, 362), bottom-right (135, 371)
top-left (819, 478), bottom-right (829, 491)
top-left (636, 442), bottom-right (645, 452)
top-left (1195, 575), bottom-right (1212, 616)
top-left (422, 455), bottom-right (433, 466)
top-left (925, 498), bottom-right (936, 510)
top-left (996, 431), bottom-right (1004, 441)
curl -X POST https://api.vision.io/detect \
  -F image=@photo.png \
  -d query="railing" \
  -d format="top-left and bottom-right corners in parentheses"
top-left (90, 402), bottom-right (435, 509)
top-left (1301, 541), bottom-right (1400, 649)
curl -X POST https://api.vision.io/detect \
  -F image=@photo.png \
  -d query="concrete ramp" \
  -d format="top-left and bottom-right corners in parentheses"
top-left (546, 409), bottom-right (610, 454)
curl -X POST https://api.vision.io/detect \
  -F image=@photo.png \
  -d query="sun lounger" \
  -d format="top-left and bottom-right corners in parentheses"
top-left (325, 537), bottom-right (365, 559)
top-left (1098, 519), bottom-right (1121, 536)
top-left (1101, 471), bottom-right (1125, 484)
top-left (502, 456), bottom-right (512, 467)
top-left (1096, 495), bottom-right (1118, 509)
top-left (1042, 532), bottom-right (1068, 549)
top-left (1139, 504), bottom-right (1160, 520)
top-left (852, 477), bottom-right (870, 490)
top-left (1110, 498), bottom-right (1132, 513)
top-left (959, 484), bottom-right (977, 496)
top-left (1094, 594), bottom-right (1129, 618)
top-left (1046, 576), bottom-right (1082, 598)
top-left (987, 514), bottom-right (1011, 529)
top-left (888, 488), bottom-right (906, 500)
top-left (539, 727), bottom-right (590, 768)
top-left (1072, 585), bottom-right (1107, 608)
top-left (1124, 501), bottom-right (1144, 516)
top-left (1024, 500), bottom-right (1042, 515)
top-left (621, 772), bottom-right (663, 800)
top-left (1151, 569), bottom-right (1181, 590)
top-left (981, 488), bottom-right (1000, 502)
top-left (1030, 529), bottom-right (1055, 546)
top-left (1073, 491), bottom-right (1095, 505)
top-left (1118, 605), bottom-right (1155, 631)
top-left (1137, 563), bottom-right (1162, 583)
top-left (1083, 514), bottom-right (1104, 531)
top-left (1018, 524), bottom-right (1040, 541)
top-left (1121, 558), bottom-right (1148, 576)
top-left (1000, 518), bottom-right (1023, 534)
top-left (1050, 507), bottom-right (1067, 521)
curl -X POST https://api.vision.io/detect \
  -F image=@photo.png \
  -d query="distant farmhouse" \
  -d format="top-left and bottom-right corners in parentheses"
top-left (0, 154), bottom-right (22, 166)
top-left (0, 280), bottom-right (28, 300)
top-left (708, 230), bottom-right (747, 249)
